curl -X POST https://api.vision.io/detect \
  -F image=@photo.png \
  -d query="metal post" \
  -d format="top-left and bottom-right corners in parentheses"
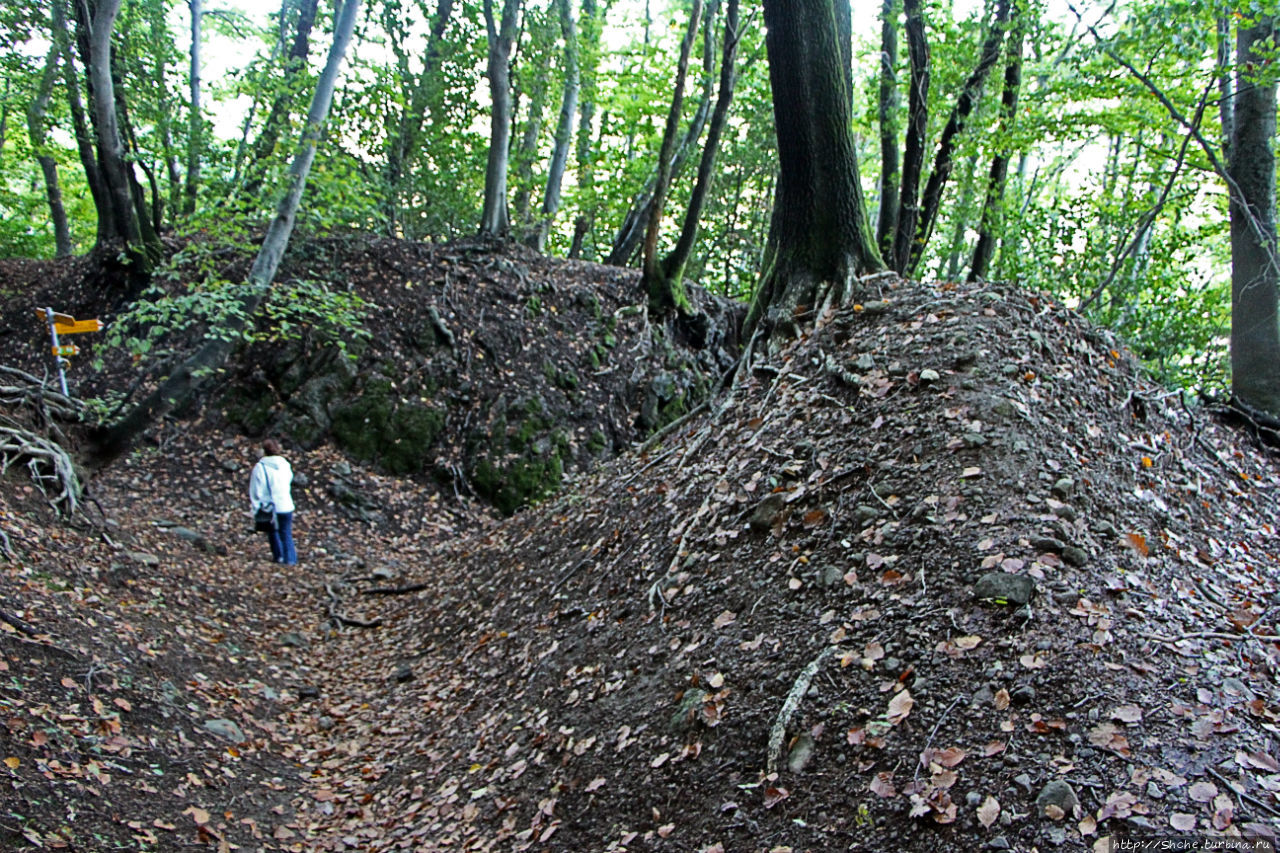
top-left (44, 307), bottom-right (70, 397)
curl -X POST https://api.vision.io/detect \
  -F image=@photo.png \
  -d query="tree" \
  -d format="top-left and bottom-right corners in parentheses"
top-left (183, 0), bottom-right (203, 216)
top-left (525, 0), bottom-right (580, 251)
top-left (1227, 13), bottom-right (1280, 416)
top-left (648, 0), bottom-right (740, 311)
top-left (969, 13), bottom-right (1024, 281)
top-left (889, 0), bottom-right (927, 273)
top-left (641, 0), bottom-right (702, 313)
top-left (875, 0), bottom-right (899, 260)
top-left (745, 0), bottom-right (882, 338)
top-left (96, 0), bottom-right (361, 459)
top-left (69, 0), bottom-right (162, 272)
top-left (26, 36), bottom-right (72, 257)
top-left (479, 0), bottom-right (521, 237)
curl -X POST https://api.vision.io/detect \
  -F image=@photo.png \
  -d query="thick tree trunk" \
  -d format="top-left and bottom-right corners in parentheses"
top-left (641, 0), bottom-right (703, 313)
top-left (479, 0), bottom-right (521, 237)
top-left (76, 0), bottom-right (160, 272)
top-left (184, 0), bottom-right (203, 216)
top-left (875, 0), bottom-right (900, 260)
top-left (95, 0), bottom-right (361, 461)
top-left (512, 57), bottom-right (551, 227)
top-left (658, 0), bottom-right (739, 302)
top-left (28, 41), bottom-right (73, 257)
top-left (908, 0), bottom-right (1010, 275)
top-left (52, 0), bottom-right (108, 244)
top-left (528, 0), bottom-right (581, 252)
top-left (969, 19), bottom-right (1023, 282)
top-left (891, 0), bottom-right (928, 273)
top-left (1228, 16), bottom-right (1280, 416)
top-left (747, 0), bottom-right (883, 338)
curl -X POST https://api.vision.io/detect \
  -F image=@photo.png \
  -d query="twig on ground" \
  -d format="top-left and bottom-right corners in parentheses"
top-left (766, 647), bottom-right (836, 774)
top-left (914, 695), bottom-right (964, 784)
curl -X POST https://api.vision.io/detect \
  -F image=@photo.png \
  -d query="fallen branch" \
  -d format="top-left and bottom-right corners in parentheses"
top-left (361, 582), bottom-right (430, 596)
top-left (766, 646), bottom-right (836, 774)
top-left (325, 582), bottom-right (383, 628)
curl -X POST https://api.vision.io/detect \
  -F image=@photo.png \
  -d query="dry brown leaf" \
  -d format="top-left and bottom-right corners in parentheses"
top-left (1170, 813), bottom-right (1197, 831)
top-left (1111, 705), bottom-right (1143, 724)
top-left (887, 690), bottom-right (914, 725)
top-left (1188, 781), bottom-right (1218, 803)
top-left (994, 688), bottom-right (1010, 710)
top-left (977, 796), bottom-right (1000, 828)
top-left (713, 611), bottom-right (736, 629)
top-left (870, 771), bottom-right (896, 798)
top-left (762, 786), bottom-right (790, 809)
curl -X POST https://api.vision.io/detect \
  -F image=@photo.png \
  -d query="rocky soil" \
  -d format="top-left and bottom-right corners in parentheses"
top-left (0, 244), bottom-right (1278, 853)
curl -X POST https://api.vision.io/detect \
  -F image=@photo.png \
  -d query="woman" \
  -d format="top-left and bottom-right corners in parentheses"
top-left (248, 438), bottom-right (297, 564)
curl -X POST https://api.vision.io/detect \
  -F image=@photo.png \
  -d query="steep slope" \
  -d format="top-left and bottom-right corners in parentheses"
top-left (291, 275), bottom-right (1280, 851)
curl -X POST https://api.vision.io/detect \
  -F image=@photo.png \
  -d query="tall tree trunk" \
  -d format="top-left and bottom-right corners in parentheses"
top-left (52, 0), bottom-right (108, 244)
top-left (512, 55), bottom-right (551, 228)
top-left (1217, 13), bottom-right (1233, 156)
top-left (747, 0), bottom-right (883, 339)
top-left (382, 0), bottom-right (454, 237)
top-left (568, 0), bottom-right (607, 259)
top-left (248, 0), bottom-right (320, 175)
top-left (479, 0), bottom-right (521, 237)
top-left (1228, 15), bottom-right (1280, 416)
top-left (606, 4), bottom-right (718, 267)
top-left (657, 0), bottom-right (740, 303)
top-left (184, 0), bottom-right (203, 216)
top-left (875, 0), bottom-right (900, 259)
top-left (907, 0), bottom-right (1010, 275)
top-left (528, 0), bottom-right (581, 252)
top-left (97, 0), bottom-right (362, 461)
top-left (641, 0), bottom-right (703, 312)
top-left (27, 41), bottom-right (73, 257)
top-left (969, 17), bottom-right (1023, 282)
top-left (942, 152), bottom-right (978, 280)
top-left (891, 0), bottom-right (928, 273)
top-left (75, 0), bottom-right (161, 272)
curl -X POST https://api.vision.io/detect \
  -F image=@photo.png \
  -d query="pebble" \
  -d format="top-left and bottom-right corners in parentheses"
top-left (989, 837), bottom-right (1010, 850)
top-left (1013, 773), bottom-right (1033, 794)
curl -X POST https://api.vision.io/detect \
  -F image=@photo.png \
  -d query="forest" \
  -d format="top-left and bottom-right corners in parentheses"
top-left (2, 1), bottom-right (1280, 851)
top-left (0, 0), bottom-right (1275, 411)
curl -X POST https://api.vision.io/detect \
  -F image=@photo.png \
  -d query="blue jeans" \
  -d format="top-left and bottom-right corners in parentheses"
top-left (267, 512), bottom-right (297, 564)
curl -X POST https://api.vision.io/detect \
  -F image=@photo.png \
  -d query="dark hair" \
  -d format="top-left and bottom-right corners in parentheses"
top-left (262, 439), bottom-right (283, 456)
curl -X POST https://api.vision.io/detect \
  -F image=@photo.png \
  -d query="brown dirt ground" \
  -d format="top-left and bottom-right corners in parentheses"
top-left (1, 245), bottom-right (1279, 853)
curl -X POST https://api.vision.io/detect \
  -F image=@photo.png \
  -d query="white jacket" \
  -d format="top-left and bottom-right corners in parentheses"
top-left (249, 455), bottom-right (295, 514)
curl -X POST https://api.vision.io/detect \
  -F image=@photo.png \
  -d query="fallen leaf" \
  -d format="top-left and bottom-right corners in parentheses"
top-left (1111, 705), bottom-right (1143, 724)
top-left (713, 611), bottom-right (736, 630)
top-left (1019, 652), bottom-right (1048, 669)
top-left (954, 635), bottom-right (982, 650)
top-left (977, 796), bottom-right (1000, 828)
top-left (984, 740), bottom-right (1007, 757)
top-left (1170, 813), bottom-right (1197, 831)
top-left (887, 690), bottom-right (914, 726)
top-left (185, 807), bottom-right (210, 826)
top-left (3, 757), bottom-right (18, 769)
top-left (1188, 781), bottom-right (1218, 803)
top-left (870, 772), bottom-right (896, 798)
top-left (763, 786), bottom-right (790, 809)
top-left (994, 689), bottom-right (1010, 711)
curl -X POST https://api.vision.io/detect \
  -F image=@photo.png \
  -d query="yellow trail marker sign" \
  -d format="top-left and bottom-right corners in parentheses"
top-left (33, 309), bottom-right (103, 335)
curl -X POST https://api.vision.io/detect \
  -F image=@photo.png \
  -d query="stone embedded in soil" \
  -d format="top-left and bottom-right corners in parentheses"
top-left (393, 664), bottom-right (414, 683)
top-left (1062, 546), bottom-right (1088, 567)
top-left (205, 718), bottom-right (246, 744)
top-left (1052, 477), bottom-right (1075, 498)
top-left (280, 632), bottom-right (309, 648)
top-left (1030, 536), bottom-right (1065, 553)
top-left (1036, 780), bottom-right (1079, 817)
top-left (787, 734), bottom-right (816, 773)
top-left (974, 572), bottom-right (1036, 605)
top-left (749, 494), bottom-right (787, 533)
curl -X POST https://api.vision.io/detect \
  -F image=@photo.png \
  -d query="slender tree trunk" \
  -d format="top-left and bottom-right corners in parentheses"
top-left (642, 0), bottom-right (703, 313)
top-left (908, 0), bottom-right (1010, 275)
top-left (969, 17), bottom-right (1023, 282)
top-left (28, 41), bottom-right (73, 257)
top-left (97, 0), bottom-right (362, 461)
top-left (607, 5), bottom-right (717, 267)
top-left (247, 0), bottom-right (320, 178)
top-left (479, 0), bottom-right (521, 236)
top-left (658, 0), bottom-right (740, 301)
top-left (568, 0), bottom-right (607, 258)
top-left (184, 0), bottom-right (203, 216)
top-left (382, 0), bottom-right (454, 237)
top-left (1228, 15), bottom-right (1280, 416)
top-left (942, 153), bottom-right (978, 280)
top-left (875, 0), bottom-right (900, 259)
top-left (528, 0), bottom-right (580, 252)
top-left (512, 57), bottom-right (550, 227)
top-left (747, 0), bottom-right (883, 339)
top-left (1217, 14), bottom-right (1234, 156)
top-left (891, 0), bottom-right (928, 273)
